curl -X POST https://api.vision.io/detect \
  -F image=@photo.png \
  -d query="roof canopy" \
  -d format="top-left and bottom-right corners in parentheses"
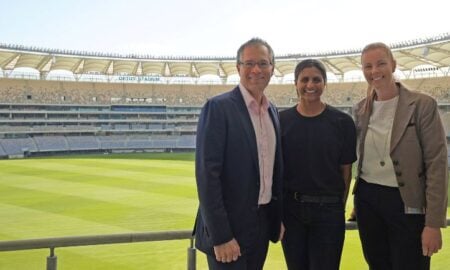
top-left (1, 34), bottom-right (449, 79)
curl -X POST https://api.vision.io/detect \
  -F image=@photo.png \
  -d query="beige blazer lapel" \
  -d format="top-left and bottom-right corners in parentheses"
top-left (390, 86), bottom-right (416, 153)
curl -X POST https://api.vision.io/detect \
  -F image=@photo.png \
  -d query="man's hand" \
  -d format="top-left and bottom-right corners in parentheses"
top-left (421, 226), bottom-right (442, 257)
top-left (214, 238), bottom-right (241, 263)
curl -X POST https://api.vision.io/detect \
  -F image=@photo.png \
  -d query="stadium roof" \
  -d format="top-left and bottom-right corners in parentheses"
top-left (0, 33), bottom-right (449, 79)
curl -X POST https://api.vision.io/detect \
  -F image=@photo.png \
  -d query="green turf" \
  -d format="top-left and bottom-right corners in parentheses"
top-left (0, 152), bottom-right (449, 269)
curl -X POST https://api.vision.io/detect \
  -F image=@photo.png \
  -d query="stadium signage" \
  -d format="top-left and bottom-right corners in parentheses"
top-left (118, 76), bottom-right (161, 82)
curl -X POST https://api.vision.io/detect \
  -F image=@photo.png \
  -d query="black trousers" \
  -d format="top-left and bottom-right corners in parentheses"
top-left (354, 179), bottom-right (430, 270)
top-left (282, 193), bottom-right (345, 270)
top-left (206, 204), bottom-right (271, 270)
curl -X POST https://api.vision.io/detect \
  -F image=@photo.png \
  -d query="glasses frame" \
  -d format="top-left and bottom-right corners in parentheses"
top-left (238, 61), bottom-right (273, 69)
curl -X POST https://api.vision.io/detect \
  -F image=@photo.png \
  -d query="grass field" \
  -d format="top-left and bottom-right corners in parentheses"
top-left (0, 152), bottom-right (449, 269)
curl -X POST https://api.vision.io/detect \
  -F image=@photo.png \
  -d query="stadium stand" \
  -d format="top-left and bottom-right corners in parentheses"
top-left (66, 135), bottom-right (100, 150)
top-left (0, 34), bottom-right (449, 158)
top-left (0, 137), bottom-right (37, 156)
top-left (33, 136), bottom-right (69, 152)
top-left (0, 142), bottom-right (6, 157)
top-left (0, 75), bottom-right (448, 158)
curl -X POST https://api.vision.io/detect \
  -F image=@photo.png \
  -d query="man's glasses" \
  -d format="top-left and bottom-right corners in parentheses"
top-left (238, 61), bottom-right (272, 69)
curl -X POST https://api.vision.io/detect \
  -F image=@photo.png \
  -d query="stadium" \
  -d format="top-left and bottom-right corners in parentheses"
top-left (0, 33), bottom-right (449, 269)
top-left (0, 33), bottom-right (449, 158)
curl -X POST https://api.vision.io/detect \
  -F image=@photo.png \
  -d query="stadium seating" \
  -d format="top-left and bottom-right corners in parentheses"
top-left (66, 135), bottom-right (100, 150)
top-left (0, 75), bottom-right (449, 158)
top-left (0, 137), bottom-right (38, 155)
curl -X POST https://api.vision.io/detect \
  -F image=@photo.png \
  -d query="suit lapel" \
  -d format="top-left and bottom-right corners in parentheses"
top-left (230, 87), bottom-right (259, 169)
top-left (390, 86), bottom-right (416, 153)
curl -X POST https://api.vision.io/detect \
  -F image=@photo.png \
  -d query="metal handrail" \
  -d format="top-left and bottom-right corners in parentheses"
top-left (1, 220), bottom-right (449, 269)
top-left (0, 230), bottom-right (192, 251)
top-left (0, 230), bottom-right (195, 270)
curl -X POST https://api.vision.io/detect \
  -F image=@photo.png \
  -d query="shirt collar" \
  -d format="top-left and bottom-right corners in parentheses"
top-left (239, 83), bottom-right (270, 113)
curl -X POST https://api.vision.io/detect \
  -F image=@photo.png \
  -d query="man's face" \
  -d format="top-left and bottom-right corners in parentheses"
top-left (237, 45), bottom-right (274, 98)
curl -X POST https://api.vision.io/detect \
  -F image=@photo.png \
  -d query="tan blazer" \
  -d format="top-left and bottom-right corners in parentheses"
top-left (354, 83), bottom-right (448, 228)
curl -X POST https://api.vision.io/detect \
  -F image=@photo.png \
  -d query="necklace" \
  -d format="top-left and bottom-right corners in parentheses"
top-left (369, 127), bottom-right (390, 167)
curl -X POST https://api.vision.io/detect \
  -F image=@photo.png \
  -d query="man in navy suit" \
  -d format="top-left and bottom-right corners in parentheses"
top-left (194, 38), bottom-right (284, 269)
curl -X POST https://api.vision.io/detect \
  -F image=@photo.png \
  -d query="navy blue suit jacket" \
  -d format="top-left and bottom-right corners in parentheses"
top-left (194, 86), bottom-right (283, 256)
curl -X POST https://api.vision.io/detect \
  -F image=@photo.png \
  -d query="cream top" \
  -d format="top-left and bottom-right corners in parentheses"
top-left (361, 96), bottom-right (399, 187)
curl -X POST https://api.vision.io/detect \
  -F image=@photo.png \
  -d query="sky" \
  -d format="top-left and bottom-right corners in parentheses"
top-left (1, 0), bottom-right (449, 57)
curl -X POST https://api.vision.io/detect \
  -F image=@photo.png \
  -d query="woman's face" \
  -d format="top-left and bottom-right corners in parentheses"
top-left (295, 66), bottom-right (325, 103)
top-left (361, 47), bottom-right (396, 89)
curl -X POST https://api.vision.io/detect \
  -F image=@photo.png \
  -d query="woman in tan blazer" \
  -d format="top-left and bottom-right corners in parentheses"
top-left (353, 42), bottom-right (448, 270)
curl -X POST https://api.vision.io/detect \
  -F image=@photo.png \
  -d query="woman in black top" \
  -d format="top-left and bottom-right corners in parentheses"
top-left (280, 59), bottom-right (357, 270)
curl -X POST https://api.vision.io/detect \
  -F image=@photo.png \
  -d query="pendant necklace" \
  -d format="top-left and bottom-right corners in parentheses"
top-left (370, 128), bottom-right (390, 167)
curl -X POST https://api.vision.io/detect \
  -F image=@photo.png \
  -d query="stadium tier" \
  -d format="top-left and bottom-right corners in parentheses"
top-left (1, 77), bottom-right (449, 106)
top-left (0, 34), bottom-right (449, 158)
top-left (0, 102), bottom-right (200, 157)
top-left (0, 76), bottom-right (449, 158)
